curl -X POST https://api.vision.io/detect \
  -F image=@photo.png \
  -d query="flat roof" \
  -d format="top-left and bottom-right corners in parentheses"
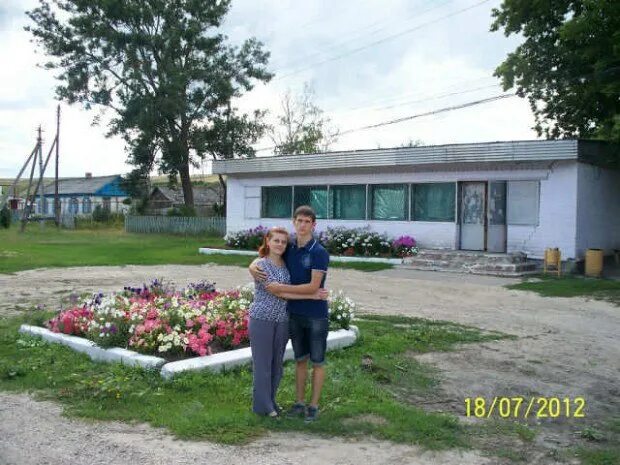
top-left (213, 139), bottom-right (617, 175)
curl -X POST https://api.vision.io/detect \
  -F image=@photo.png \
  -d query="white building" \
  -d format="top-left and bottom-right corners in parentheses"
top-left (214, 140), bottom-right (620, 260)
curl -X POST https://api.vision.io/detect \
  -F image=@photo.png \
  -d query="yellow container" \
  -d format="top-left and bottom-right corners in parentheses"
top-left (544, 248), bottom-right (561, 276)
top-left (585, 249), bottom-right (603, 278)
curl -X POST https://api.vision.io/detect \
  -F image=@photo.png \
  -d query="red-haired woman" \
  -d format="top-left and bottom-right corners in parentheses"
top-left (249, 227), bottom-right (327, 417)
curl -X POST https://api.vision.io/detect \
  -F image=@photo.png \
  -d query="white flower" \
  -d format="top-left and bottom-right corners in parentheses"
top-left (99, 333), bottom-right (104, 337)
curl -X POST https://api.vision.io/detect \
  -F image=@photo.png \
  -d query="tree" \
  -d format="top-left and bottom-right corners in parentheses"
top-left (26, 0), bottom-right (272, 206)
top-left (270, 84), bottom-right (339, 155)
top-left (491, 1), bottom-right (620, 145)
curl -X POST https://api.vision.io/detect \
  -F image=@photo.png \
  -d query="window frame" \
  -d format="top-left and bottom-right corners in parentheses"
top-left (410, 182), bottom-right (457, 222)
top-left (369, 183), bottom-right (409, 221)
top-left (261, 186), bottom-right (293, 219)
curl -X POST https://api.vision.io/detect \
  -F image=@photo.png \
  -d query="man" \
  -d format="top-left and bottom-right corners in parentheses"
top-left (249, 205), bottom-right (329, 422)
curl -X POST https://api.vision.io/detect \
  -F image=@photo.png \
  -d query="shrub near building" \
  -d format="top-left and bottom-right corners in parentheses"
top-left (225, 226), bottom-right (418, 258)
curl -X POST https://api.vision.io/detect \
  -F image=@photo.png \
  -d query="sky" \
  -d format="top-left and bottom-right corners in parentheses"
top-left (0, 0), bottom-right (539, 180)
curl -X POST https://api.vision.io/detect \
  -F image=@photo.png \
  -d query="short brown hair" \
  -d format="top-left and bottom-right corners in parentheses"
top-left (258, 227), bottom-right (289, 257)
top-left (293, 205), bottom-right (316, 222)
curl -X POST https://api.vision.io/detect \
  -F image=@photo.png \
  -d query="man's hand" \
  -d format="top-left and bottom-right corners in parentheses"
top-left (249, 260), bottom-right (267, 281)
top-left (314, 288), bottom-right (329, 300)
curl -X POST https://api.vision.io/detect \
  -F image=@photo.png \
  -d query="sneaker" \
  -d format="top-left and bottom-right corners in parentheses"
top-left (305, 405), bottom-right (319, 423)
top-left (286, 402), bottom-right (306, 418)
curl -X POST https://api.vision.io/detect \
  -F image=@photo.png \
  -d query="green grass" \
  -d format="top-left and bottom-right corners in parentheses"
top-left (576, 448), bottom-right (620, 465)
top-left (0, 313), bottom-right (509, 448)
top-left (506, 274), bottom-right (620, 306)
top-left (0, 226), bottom-right (392, 273)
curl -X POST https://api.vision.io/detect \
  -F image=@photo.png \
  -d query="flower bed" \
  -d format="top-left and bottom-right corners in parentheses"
top-left (224, 226), bottom-right (419, 258)
top-left (43, 279), bottom-right (355, 361)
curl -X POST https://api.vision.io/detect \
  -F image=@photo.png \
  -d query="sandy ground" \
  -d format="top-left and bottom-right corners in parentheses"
top-left (1, 264), bottom-right (619, 465)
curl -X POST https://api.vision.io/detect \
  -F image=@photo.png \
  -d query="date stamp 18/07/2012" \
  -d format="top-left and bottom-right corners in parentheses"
top-left (464, 397), bottom-right (586, 419)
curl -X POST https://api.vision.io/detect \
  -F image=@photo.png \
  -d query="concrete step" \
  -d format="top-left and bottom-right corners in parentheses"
top-left (400, 249), bottom-right (538, 276)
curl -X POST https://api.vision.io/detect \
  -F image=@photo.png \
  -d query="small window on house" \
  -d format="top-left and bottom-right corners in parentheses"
top-left (411, 183), bottom-right (456, 222)
top-left (329, 185), bottom-right (366, 220)
top-left (102, 197), bottom-right (111, 211)
top-left (507, 181), bottom-right (539, 225)
top-left (261, 186), bottom-right (292, 218)
top-left (82, 197), bottom-right (92, 214)
top-left (370, 184), bottom-right (408, 221)
top-left (69, 197), bottom-right (79, 214)
top-left (293, 185), bottom-right (328, 219)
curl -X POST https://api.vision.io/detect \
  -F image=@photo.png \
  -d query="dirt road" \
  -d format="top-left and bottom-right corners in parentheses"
top-left (1, 264), bottom-right (618, 464)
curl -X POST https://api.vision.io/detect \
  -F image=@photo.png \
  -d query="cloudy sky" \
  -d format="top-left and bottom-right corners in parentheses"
top-left (0, 0), bottom-right (538, 179)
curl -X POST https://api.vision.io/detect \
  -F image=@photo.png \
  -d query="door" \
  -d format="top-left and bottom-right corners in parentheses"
top-left (487, 181), bottom-right (507, 252)
top-left (460, 182), bottom-right (486, 251)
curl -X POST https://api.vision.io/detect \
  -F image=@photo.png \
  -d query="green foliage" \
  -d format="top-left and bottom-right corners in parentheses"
top-left (26, 0), bottom-right (272, 206)
top-left (92, 205), bottom-right (111, 222)
top-left (212, 202), bottom-right (225, 217)
top-left (272, 83), bottom-right (339, 155)
top-left (507, 275), bottom-right (620, 306)
top-left (0, 205), bottom-right (11, 229)
top-left (167, 205), bottom-right (197, 217)
top-left (0, 313), bottom-right (508, 447)
top-left (491, 1), bottom-right (620, 146)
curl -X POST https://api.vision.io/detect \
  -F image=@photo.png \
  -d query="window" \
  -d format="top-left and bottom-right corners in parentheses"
top-left (411, 183), bottom-right (456, 222)
top-left (69, 197), bottom-right (79, 214)
top-left (82, 197), bottom-right (92, 214)
top-left (102, 197), bottom-right (111, 211)
top-left (294, 185), bottom-right (328, 219)
top-left (370, 184), bottom-right (408, 220)
top-left (329, 185), bottom-right (366, 219)
top-left (507, 181), bottom-right (539, 225)
top-left (261, 186), bottom-right (292, 218)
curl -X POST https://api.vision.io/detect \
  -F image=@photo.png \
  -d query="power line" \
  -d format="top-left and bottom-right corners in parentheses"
top-left (254, 92), bottom-right (516, 152)
top-left (336, 84), bottom-right (502, 114)
top-left (338, 93), bottom-right (516, 135)
top-left (269, 0), bottom-right (457, 72)
top-left (322, 74), bottom-right (498, 113)
top-left (275, 0), bottom-right (492, 80)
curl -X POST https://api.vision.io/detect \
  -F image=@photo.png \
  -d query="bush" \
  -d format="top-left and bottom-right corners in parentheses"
top-left (318, 227), bottom-right (392, 257)
top-left (92, 205), bottom-right (111, 222)
top-left (224, 226), bottom-right (268, 250)
top-left (167, 205), bottom-right (197, 217)
top-left (0, 206), bottom-right (11, 229)
top-left (226, 226), bottom-right (419, 258)
top-left (212, 202), bottom-right (225, 217)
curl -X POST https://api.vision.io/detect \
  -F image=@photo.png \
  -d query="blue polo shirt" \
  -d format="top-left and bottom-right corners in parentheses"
top-left (285, 237), bottom-right (329, 318)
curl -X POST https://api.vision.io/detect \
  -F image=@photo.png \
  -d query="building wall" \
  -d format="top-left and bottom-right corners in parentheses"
top-left (506, 161), bottom-right (578, 259)
top-left (575, 163), bottom-right (620, 258)
top-left (226, 161), bottom-right (580, 258)
top-left (43, 195), bottom-right (129, 215)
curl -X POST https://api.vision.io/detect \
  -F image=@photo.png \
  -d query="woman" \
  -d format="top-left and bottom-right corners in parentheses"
top-left (249, 226), bottom-right (327, 417)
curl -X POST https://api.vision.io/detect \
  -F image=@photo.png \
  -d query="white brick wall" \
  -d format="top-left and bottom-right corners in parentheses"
top-left (226, 162), bottom-right (581, 257)
top-left (575, 163), bottom-right (620, 258)
top-left (506, 161), bottom-right (578, 259)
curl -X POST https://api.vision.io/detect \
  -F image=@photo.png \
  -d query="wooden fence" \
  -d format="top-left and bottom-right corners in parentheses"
top-left (124, 215), bottom-right (226, 236)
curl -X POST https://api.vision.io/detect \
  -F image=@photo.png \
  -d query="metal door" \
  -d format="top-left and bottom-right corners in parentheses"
top-left (460, 182), bottom-right (485, 251)
top-left (487, 181), bottom-right (507, 252)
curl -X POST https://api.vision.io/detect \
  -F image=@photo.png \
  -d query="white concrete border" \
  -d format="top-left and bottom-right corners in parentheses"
top-left (19, 325), bottom-right (166, 369)
top-left (18, 324), bottom-right (360, 379)
top-left (198, 247), bottom-right (402, 265)
top-left (160, 325), bottom-right (359, 379)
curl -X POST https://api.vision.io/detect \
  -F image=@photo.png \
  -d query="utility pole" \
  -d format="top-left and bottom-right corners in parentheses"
top-left (55, 105), bottom-right (60, 225)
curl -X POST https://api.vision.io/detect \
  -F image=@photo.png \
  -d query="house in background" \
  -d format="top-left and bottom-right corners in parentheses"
top-left (213, 140), bottom-right (620, 262)
top-left (33, 173), bottom-right (129, 216)
top-left (147, 185), bottom-right (223, 216)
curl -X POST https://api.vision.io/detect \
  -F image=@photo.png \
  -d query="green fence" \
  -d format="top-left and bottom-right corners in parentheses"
top-left (125, 215), bottom-right (226, 236)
